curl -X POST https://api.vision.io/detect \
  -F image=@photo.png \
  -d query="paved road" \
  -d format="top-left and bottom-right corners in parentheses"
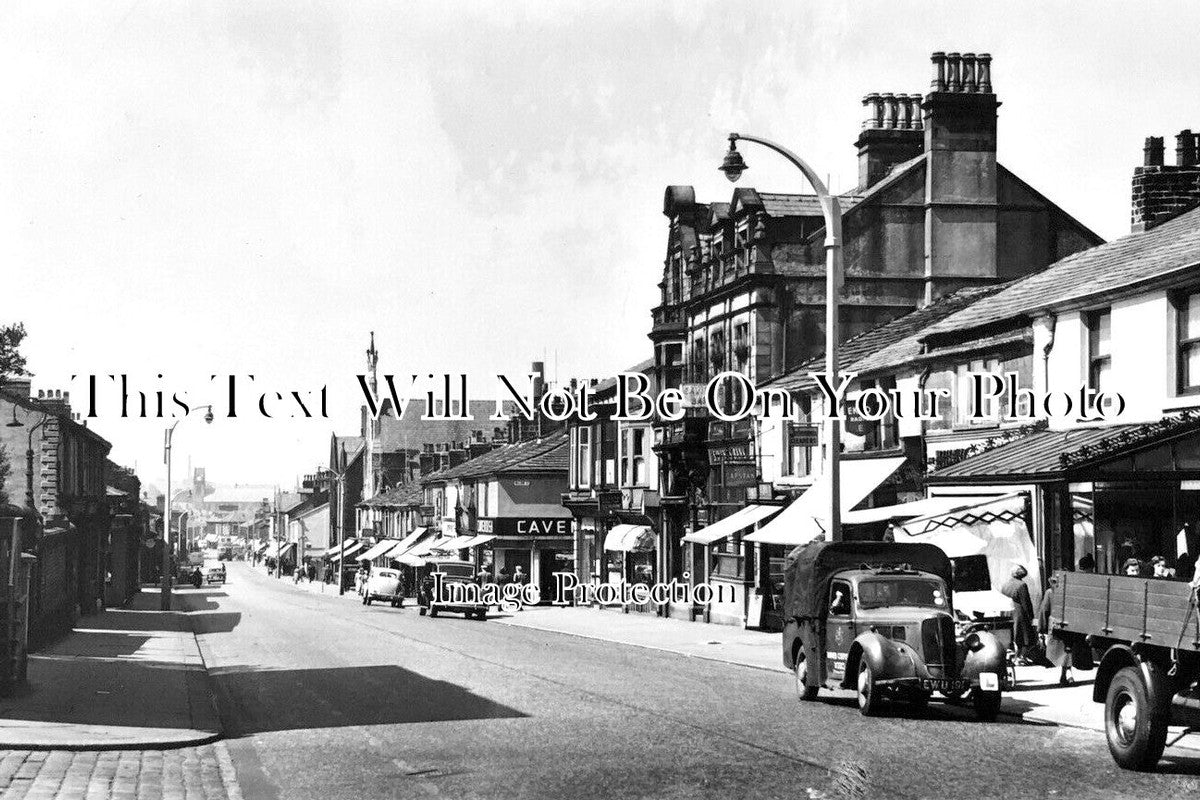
top-left (203, 564), bottom-right (1200, 800)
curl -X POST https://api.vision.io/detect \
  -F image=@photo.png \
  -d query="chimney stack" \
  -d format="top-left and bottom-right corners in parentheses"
top-left (1132, 128), bottom-right (1200, 232)
top-left (855, 91), bottom-right (924, 189)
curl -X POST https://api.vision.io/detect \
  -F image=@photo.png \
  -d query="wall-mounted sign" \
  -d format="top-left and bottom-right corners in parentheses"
top-left (709, 441), bottom-right (754, 464)
top-left (788, 423), bottom-right (819, 447)
top-left (723, 464), bottom-right (758, 488)
top-left (478, 517), bottom-right (571, 537)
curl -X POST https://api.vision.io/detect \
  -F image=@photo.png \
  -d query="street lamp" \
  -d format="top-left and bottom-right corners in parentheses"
top-left (719, 133), bottom-right (843, 542)
top-left (6, 407), bottom-right (50, 523)
top-left (162, 405), bottom-right (214, 610)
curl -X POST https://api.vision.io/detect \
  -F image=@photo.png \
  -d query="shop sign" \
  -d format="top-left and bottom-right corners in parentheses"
top-left (709, 441), bottom-right (754, 464)
top-left (723, 464), bottom-right (758, 488)
top-left (708, 421), bottom-right (728, 441)
top-left (480, 517), bottom-right (571, 537)
top-left (554, 553), bottom-right (574, 561)
top-left (788, 423), bottom-right (819, 447)
top-left (680, 383), bottom-right (706, 408)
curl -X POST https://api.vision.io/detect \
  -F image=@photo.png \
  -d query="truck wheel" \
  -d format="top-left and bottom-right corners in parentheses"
top-left (1105, 666), bottom-right (1168, 770)
top-left (856, 660), bottom-right (881, 716)
top-left (794, 651), bottom-right (818, 701)
top-left (972, 689), bottom-right (1002, 722)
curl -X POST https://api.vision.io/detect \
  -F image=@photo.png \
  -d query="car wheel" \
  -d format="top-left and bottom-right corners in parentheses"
top-left (856, 659), bottom-right (881, 717)
top-left (794, 650), bottom-right (818, 702)
top-left (910, 691), bottom-right (931, 709)
top-left (429, 606), bottom-right (439, 618)
top-left (972, 689), bottom-right (1002, 722)
top-left (1105, 666), bottom-right (1169, 770)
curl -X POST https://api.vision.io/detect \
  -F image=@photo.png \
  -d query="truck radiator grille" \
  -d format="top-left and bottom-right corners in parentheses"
top-left (921, 616), bottom-right (955, 667)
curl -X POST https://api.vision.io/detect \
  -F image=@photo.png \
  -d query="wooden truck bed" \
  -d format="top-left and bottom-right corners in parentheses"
top-left (1049, 570), bottom-right (1200, 651)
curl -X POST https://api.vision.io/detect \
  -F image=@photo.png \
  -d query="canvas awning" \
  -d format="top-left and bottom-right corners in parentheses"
top-left (395, 552), bottom-right (426, 567)
top-left (405, 537), bottom-right (452, 559)
top-left (324, 538), bottom-right (358, 557)
top-left (682, 504), bottom-right (781, 545)
top-left (841, 497), bottom-right (965, 525)
top-left (389, 527), bottom-right (431, 557)
top-left (744, 456), bottom-right (907, 546)
top-left (360, 539), bottom-right (402, 562)
top-left (429, 535), bottom-right (476, 552)
top-left (461, 534), bottom-right (496, 548)
top-left (603, 524), bottom-right (654, 552)
top-left (275, 542), bottom-right (297, 560)
top-left (340, 540), bottom-right (366, 561)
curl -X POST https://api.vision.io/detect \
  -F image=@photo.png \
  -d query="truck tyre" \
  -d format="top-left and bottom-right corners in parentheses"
top-left (794, 651), bottom-right (818, 701)
top-left (972, 689), bottom-right (1002, 722)
top-left (1105, 666), bottom-right (1168, 770)
top-left (856, 659), bottom-right (881, 716)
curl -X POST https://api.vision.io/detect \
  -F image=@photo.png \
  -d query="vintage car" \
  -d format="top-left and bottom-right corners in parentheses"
top-left (782, 541), bottom-right (1008, 720)
top-left (417, 559), bottom-right (489, 620)
top-left (202, 560), bottom-right (226, 585)
top-left (362, 567), bottom-right (405, 607)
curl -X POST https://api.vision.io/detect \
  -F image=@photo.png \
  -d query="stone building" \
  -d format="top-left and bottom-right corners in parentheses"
top-left (1131, 129), bottom-right (1200, 232)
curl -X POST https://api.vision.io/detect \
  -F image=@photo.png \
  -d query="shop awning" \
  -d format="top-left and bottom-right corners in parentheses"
top-left (841, 497), bottom-right (966, 525)
top-left (275, 542), bottom-right (296, 560)
top-left (603, 524), bottom-right (654, 552)
top-left (340, 540), bottom-right (366, 561)
top-left (389, 527), bottom-right (430, 557)
top-left (429, 535), bottom-right (476, 552)
top-left (324, 538), bottom-right (358, 557)
top-left (744, 456), bottom-right (906, 546)
top-left (683, 504), bottom-right (782, 545)
top-left (405, 537), bottom-right (452, 559)
top-left (395, 552), bottom-right (427, 567)
top-left (360, 539), bottom-right (403, 562)
top-left (461, 534), bottom-right (496, 548)
top-left (254, 542), bottom-right (270, 555)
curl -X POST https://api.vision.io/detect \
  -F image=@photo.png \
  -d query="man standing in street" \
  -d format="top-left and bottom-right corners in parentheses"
top-left (1002, 565), bottom-right (1036, 663)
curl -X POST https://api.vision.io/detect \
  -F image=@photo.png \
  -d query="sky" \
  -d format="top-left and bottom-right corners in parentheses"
top-left (2, 1), bottom-right (1198, 491)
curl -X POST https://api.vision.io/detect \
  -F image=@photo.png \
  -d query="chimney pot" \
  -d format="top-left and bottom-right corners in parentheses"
top-left (962, 53), bottom-right (977, 92)
top-left (861, 93), bottom-right (882, 129)
top-left (976, 53), bottom-right (992, 92)
top-left (881, 93), bottom-right (898, 129)
top-left (930, 51), bottom-right (947, 91)
top-left (909, 94), bottom-right (925, 129)
top-left (946, 53), bottom-right (963, 92)
top-left (1177, 129), bottom-right (1197, 167)
top-left (1144, 136), bottom-right (1165, 167)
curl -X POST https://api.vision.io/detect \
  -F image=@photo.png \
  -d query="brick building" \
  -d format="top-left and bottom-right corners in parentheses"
top-left (1131, 129), bottom-right (1200, 232)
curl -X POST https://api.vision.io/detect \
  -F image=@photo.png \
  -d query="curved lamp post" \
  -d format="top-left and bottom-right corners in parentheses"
top-left (719, 133), bottom-right (842, 542)
top-left (162, 405), bottom-right (214, 610)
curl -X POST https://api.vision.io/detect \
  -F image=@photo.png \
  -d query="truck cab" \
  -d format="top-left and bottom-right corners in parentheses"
top-left (782, 541), bottom-right (1008, 720)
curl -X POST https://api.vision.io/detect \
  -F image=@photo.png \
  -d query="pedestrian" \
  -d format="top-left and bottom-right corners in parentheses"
top-left (1178, 552), bottom-right (1196, 582)
top-left (512, 565), bottom-right (527, 585)
top-left (306, 559), bottom-right (316, 583)
top-left (498, 565), bottom-right (512, 586)
top-left (1001, 565), bottom-right (1036, 663)
top-left (1123, 557), bottom-right (1143, 577)
top-left (1151, 555), bottom-right (1175, 579)
top-left (1077, 553), bottom-right (1095, 573)
top-left (356, 560), bottom-right (371, 596)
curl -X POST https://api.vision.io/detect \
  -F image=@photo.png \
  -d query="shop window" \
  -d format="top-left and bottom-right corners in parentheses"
top-left (1086, 309), bottom-right (1112, 394)
top-left (1175, 291), bottom-right (1200, 395)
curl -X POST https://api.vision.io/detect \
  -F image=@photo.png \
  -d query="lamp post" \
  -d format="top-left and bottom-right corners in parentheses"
top-left (719, 133), bottom-right (843, 542)
top-left (162, 405), bottom-right (214, 610)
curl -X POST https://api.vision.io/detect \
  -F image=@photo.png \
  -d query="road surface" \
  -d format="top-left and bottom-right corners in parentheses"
top-left (199, 563), bottom-right (1200, 799)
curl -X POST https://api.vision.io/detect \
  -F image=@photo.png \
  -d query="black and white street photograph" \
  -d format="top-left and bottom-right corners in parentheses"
top-left (4, 3), bottom-right (1200, 798)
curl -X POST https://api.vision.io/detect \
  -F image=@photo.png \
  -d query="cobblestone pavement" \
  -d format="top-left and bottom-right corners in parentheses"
top-left (0, 744), bottom-right (243, 800)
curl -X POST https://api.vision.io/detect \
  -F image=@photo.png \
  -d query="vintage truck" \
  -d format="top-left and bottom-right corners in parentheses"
top-left (782, 541), bottom-right (1009, 720)
top-left (1048, 570), bottom-right (1200, 770)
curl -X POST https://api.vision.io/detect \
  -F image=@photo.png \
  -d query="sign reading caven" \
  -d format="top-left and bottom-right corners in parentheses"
top-left (477, 517), bottom-right (570, 537)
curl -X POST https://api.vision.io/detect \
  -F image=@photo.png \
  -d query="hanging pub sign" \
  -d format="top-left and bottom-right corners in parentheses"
top-left (723, 463), bottom-right (758, 488)
top-left (477, 517), bottom-right (571, 537)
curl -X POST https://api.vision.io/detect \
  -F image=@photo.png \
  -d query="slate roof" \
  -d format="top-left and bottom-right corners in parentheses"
top-left (759, 284), bottom-right (1009, 392)
top-left (758, 192), bottom-right (864, 218)
top-left (377, 400), bottom-right (504, 452)
top-left (928, 411), bottom-right (1200, 483)
top-left (921, 205), bottom-right (1200, 342)
top-left (432, 432), bottom-right (569, 482)
top-left (359, 482), bottom-right (424, 509)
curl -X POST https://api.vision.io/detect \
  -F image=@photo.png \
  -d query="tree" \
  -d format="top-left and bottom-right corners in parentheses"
top-left (0, 323), bottom-right (28, 381)
top-left (0, 443), bottom-right (11, 507)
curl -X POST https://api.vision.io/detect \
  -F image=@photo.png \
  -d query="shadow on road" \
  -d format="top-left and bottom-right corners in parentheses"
top-left (208, 663), bottom-right (527, 736)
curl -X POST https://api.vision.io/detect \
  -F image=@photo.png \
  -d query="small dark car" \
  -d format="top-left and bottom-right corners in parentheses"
top-left (417, 559), bottom-right (489, 620)
top-left (782, 541), bottom-right (1008, 720)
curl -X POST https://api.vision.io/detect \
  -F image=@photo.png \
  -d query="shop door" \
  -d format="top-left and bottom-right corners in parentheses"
top-left (537, 549), bottom-right (561, 604)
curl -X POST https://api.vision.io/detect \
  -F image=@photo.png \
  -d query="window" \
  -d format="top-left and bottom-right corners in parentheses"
top-left (1176, 291), bottom-right (1200, 394)
top-left (732, 321), bottom-right (750, 371)
top-left (1086, 309), bottom-right (1112, 394)
top-left (574, 427), bottom-right (592, 489)
top-left (690, 336), bottom-right (706, 382)
top-left (620, 427), bottom-right (648, 487)
top-left (955, 358), bottom-right (1001, 425)
top-left (784, 422), bottom-right (813, 478)
top-left (829, 580), bottom-right (852, 616)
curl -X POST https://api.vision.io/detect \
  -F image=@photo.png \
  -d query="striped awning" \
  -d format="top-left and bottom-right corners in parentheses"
top-left (603, 524), bottom-right (654, 552)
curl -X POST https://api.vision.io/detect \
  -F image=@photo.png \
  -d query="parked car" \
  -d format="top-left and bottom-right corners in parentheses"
top-left (782, 541), bottom-right (1008, 720)
top-left (1049, 569), bottom-right (1200, 770)
top-left (417, 559), bottom-right (489, 620)
top-left (202, 561), bottom-right (226, 585)
top-left (363, 568), bottom-right (405, 607)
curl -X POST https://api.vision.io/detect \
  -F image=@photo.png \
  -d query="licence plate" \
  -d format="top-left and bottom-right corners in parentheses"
top-left (919, 678), bottom-right (967, 693)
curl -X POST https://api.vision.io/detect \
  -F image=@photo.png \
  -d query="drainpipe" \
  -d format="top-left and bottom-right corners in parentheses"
top-left (1041, 314), bottom-right (1058, 399)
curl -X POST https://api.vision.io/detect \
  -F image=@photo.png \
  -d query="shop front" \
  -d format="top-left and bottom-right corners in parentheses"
top-left (477, 516), bottom-right (574, 603)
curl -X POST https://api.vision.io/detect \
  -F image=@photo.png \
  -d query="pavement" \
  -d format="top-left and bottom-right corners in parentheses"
top-left (0, 587), bottom-right (224, 751)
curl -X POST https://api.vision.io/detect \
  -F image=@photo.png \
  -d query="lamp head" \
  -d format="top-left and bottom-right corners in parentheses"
top-left (203, 408), bottom-right (214, 425)
top-left (5, 406), bottom-right (22, 428)
top-left (719, 135), bottom-right (747, 183)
